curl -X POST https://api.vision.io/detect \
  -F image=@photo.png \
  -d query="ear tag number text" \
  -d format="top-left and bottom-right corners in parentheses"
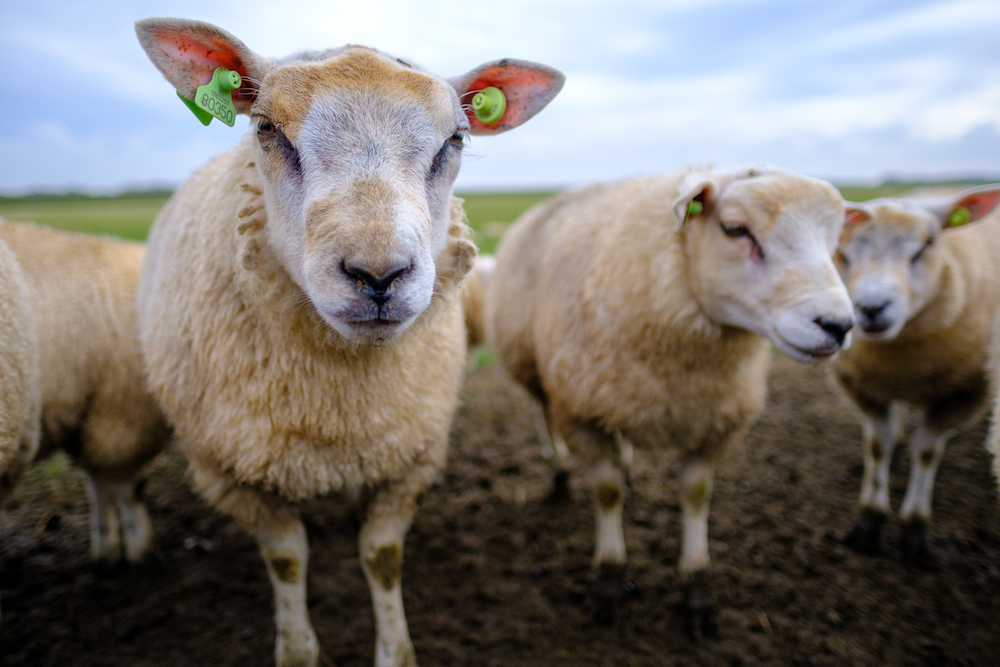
top-left (177, 68), bottom-right (242, 127)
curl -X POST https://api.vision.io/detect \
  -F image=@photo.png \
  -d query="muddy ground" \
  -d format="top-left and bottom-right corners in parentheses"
top-left (2, 354), bottom-right (999, 666)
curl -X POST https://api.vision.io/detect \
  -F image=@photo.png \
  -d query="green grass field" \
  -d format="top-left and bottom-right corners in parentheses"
top-left (0, 182), bottom-right (983, 247)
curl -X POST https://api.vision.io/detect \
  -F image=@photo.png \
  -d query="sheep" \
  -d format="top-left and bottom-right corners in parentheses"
top-left (0, 220), bottom-right (171, 564)
top-left (134, 17), bottom-right (564, 667)
top-left (487, 166), bottom-right (855, 635)
top-left (0, 231), bottom-right (40, 524)
top-left (833, 184), bottom-right (1000, 561)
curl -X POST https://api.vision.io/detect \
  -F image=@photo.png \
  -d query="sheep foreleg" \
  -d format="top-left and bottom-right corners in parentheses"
top-left (847, 403), bottom-right (900, 554)
top-left (85, 474), bottom-right (123, 564)
top-left (679, 457), bottom-right (717, 640)
top-left (255, 511), bottom-right (318, 667)
top-left (359, 474), bottom-right (425, 667)
top-left (898, 424), bottom-right (952, 562)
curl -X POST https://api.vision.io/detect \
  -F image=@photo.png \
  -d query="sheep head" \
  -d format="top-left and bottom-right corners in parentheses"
top-left (136, 18), bottom-right (564, 346)
top-left (836, 184), bottom-right (1000, 340)
top-left (674, 166), bottom-right (856, 362)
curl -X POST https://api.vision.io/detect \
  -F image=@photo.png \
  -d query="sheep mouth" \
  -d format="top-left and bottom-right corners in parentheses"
top-left (775, 332), bottom-right (841, 362)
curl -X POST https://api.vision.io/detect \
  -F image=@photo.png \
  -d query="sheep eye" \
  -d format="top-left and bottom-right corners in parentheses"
top-left (448, 132), bottom-right (465, 146)
top-left (911, 239), bottom-right (933, 264)
top-left (721, 223), bottom-right (749, 238)
top-left (258, 119), bottom-right (276, 136)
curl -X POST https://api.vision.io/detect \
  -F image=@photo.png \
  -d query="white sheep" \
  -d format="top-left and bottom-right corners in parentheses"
top-left (488, 167), bottom-right (855, 635)
top-left (461, 254), bottom-right (496, 348)
top-left (0, 220), bottom-right (170, 563)
top-left (833, 184), bottom-right (1000, 560)
top-left (135, 17), bottom-right (564, 667)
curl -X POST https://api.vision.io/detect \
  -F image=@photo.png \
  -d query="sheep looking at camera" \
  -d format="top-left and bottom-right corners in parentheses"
top-left (488, 166), bottom-right (855, 635)
top-left (135, 17), bottom-right (563, 667)
top-left (833, 184), bottom-right (1000, 560)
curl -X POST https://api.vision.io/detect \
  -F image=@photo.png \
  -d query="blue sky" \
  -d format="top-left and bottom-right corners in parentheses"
top-left (2, 0), bottom-right (999, 194)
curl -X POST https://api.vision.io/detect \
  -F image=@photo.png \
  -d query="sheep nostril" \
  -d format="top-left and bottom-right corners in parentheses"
top-left (814, 317), bottom-right (853, 346)
top-left (342, 261), bottom-right (411, 306)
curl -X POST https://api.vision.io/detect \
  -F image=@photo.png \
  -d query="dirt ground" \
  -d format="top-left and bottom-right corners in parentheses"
top-left (2, 354), bottom-right (999, 666)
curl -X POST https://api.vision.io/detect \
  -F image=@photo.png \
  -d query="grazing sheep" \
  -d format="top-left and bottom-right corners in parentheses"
top-left (833, 184), bottom-right (1000, 560)
top-left (0, 221), bottom-right (171, 564)
top-left (135, 17), bottom-right (563, 667)
top-left (488, 167), bottom-right (855, 634)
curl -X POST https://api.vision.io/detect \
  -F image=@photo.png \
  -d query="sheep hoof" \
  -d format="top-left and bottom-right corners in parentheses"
top-left (844, 507), bottom-right (886, 554)
top-left (546, 470), bottom-right (571, 504)
top-left (683, 572), bottom-right (718, 642)
top-left (590, 562), bottom-right (626, 626)
top-left (900, 518), bottom-right (935, 566)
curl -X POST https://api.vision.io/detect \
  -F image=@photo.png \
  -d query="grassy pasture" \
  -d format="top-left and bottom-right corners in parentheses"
top-left (0, 182), bottom-right (984, 246)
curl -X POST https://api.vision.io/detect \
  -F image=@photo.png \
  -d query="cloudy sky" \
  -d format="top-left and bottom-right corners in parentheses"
top-left (2, 0), bottom-right (999, 194)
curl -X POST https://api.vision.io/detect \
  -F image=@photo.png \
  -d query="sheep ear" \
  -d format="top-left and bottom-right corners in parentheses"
top-left (844, 204), bottom-right (873, 228)
top-left (673, 177), bottom-right (717, 229)
top-left (448, 59), bottom-right (565, 136)
top-left (135, 17), bottom-right (271, 115)
top-left (936, 184), bottom-right (1000, 231)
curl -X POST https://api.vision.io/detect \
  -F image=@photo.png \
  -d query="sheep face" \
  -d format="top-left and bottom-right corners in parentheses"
top-left (136, 18), bottom-right (565, 346)
top-left (836, 185), bottom-right (1000, 340)
top-left (675, 168), bottom-right (855, 362)
top-left (251, 53), bottom-right (468, 345)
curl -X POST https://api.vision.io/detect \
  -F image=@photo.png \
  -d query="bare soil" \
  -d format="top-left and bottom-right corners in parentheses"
top-left (3, 354), bottom-right (999, 666)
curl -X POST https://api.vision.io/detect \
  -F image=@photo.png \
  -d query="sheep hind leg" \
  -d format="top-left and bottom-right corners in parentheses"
top-left (84, 474), bottom-right (123, 565)
top-left (116, 476), bottom-right (153, 563)
top-left (679, 456), bottom-right (717, 641)
top-left (845, 403), bottom-right (901, 555)
top-left (898, 424), bottom-right (951, 565)
top-left (359, 467), bottom-right (436, 667)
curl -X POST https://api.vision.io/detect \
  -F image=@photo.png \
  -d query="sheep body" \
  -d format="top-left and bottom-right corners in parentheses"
top-left (0, 220), bottom-right (170, 562)
top-left (489, 167), bottom-right (853, 631)
top-left (141, 148), bottom-right (470, 512)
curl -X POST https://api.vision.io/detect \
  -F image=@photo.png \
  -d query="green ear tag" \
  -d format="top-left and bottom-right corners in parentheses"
top-left (471, 86), bottom-right (506, 125)
top-left (947, 206), bottom-right (971, 227)
top-left (178, 68), bottom-right (242, 127)
top-left (687, 200), bottom-right (704, 216)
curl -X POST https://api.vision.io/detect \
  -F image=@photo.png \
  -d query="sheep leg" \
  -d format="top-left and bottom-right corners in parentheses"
top-left (898, 424), bottom-right (951, 563)
top-left (679, 456), bottom-right (717, 640)
top-left (534, 403), bottom-right (572, 503)
top-left (84, 474), bottom-right (123, 564)
top-left (254, 509), bottom-right (319, 667)
top-left (590, 455), bottom-right (627, 625)
top-left (359, 473), bottom-right (429, 667)
top-left (846, 404), bottom-right (900, 554)
top-left (116, 477), bottom-right (153, 563)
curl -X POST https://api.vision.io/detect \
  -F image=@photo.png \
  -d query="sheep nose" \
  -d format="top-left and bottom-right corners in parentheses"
top-left (343, 261), bottom-right (410, 306)
top-left (814, 316), bottom-right (853, 347)
top-left (858, 301), bottom-right (890, 322)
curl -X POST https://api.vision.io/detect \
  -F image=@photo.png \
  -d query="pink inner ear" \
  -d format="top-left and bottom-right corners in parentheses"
top-left (844, 209), bottom-right (871, 227)
top-left (462, 66), bottom-right (561, 134)
top-left (148, 28), bottom-right (257, 112)
top-left (958, 191), bottom-right (1000, 222)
